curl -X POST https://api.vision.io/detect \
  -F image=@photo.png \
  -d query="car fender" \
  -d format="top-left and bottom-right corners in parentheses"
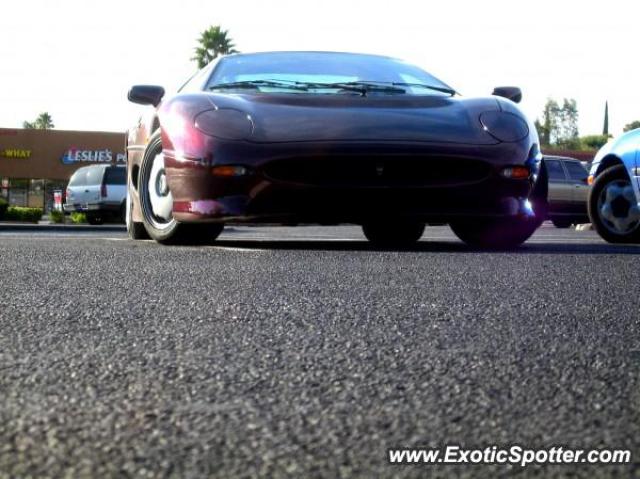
top-left (590, 129), bottom-right (640, 204)
top-left (157, 94), bottom-right (216, 161)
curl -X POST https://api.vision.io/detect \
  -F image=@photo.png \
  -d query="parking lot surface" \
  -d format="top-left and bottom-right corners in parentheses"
top-left (0, 225), bottom-right (638, 478)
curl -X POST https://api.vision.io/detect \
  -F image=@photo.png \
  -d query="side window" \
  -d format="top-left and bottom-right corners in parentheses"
top-left (545, 160), bottom-right (566, 181)
top-left (85, 167), bottom-right (104, 186)
top-left (565, 161), bottom-right (588, 182)
top-left (104, 167), bottom-right (126, 185)
top-left (68, 169), bottom-right (87, 187)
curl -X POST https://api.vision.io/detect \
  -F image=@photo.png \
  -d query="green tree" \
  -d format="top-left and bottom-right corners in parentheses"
top-left (535, 98), bottom-right (559, 146)
top-left (23, 112), bottom-right (54, 129)
top-left (623, 120), bottom-right (640, 132)
top-left (555, 98), bottom-right (579, 147)
top-left (535, 98), bottom-right (579, 147)
top-left (192, 26), bottom-right (238, 68)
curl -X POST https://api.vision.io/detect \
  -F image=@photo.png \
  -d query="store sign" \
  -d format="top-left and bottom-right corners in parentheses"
top-left (61, 148), bottom-right (125, 165)
top-left (1, 148), bottom-right (32, 159)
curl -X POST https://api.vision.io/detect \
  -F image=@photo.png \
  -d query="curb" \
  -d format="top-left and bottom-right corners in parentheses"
top-left (0, 223), bottom-right (126, 233)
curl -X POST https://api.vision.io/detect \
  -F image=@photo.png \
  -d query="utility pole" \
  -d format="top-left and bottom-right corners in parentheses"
top-left (603, 101), bottom-right (609, 136)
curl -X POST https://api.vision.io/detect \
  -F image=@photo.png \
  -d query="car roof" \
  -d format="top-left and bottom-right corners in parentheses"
top-left (223, 50), bottom-right (402, 62)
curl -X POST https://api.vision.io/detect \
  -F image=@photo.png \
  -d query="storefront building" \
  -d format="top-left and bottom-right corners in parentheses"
top-left (0, 128), bottom-right (125, 212)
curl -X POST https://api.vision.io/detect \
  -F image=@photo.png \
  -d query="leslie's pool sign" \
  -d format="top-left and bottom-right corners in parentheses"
top-left (61, 148), bottom-right (125, 165)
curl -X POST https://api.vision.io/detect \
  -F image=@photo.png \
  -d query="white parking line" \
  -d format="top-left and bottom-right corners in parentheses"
top-left (211, 246), bottom-right (267, 252)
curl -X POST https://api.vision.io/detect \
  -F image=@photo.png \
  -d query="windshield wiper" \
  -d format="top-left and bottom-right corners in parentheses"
top-left (208, 79), bottom-right (452, 96)
top-left (338, 80), bottom-right (456, 96)
top-left (389, 82), bottom-right (456, 96)
top-left (259, 79), bottom-right (373, 95)
top-left (330, 82), bottom-right (409, 96)
top-left (209, 80), bottom-right (311, 91)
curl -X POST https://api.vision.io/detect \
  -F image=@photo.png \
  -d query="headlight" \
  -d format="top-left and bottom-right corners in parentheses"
top-left (194, 108), bottom-right (254, 140)
top-left (479, 111), bottom-right (529, 143)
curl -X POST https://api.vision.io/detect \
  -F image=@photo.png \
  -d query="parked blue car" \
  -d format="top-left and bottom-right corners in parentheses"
top-left (588, 130), bottom-right (640, 243)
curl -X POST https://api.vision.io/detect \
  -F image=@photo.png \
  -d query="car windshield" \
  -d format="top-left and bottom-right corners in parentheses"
top-left (206, 52), bottom-right (455, 96)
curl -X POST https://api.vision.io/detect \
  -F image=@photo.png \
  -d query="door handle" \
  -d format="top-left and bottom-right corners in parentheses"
top-left (85, 189), bottom-right (90, 193)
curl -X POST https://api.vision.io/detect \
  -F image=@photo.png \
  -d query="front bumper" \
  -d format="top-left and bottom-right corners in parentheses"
top-left (164, 140), bottom-right (539, 224)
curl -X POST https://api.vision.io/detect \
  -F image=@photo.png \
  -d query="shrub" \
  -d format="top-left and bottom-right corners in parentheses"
top-left (4, 206), bottom-right (43, 223)
top-left (0, 198), bottom-right (8, 220)
top-left (49, 209), bottom-right (65, 223)
top-left (70, 212), bottom-right (87, 224)
top-left (579, 134), bottom-right (611, 150)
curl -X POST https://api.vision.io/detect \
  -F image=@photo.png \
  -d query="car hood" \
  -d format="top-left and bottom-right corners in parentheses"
top-left (205, 93), bottom-right (502, 145)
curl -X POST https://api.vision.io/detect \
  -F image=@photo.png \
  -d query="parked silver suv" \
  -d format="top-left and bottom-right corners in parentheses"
top-left (64, 165), bottom-right (126, 225)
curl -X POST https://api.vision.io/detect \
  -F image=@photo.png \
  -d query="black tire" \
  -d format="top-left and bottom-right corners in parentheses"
top-left (450, 216), bottom-right (539, 249)
top-left (588, 164), bottom-right (640, 243)
top-left (551, 218), bottom-right (573, 229)
top-left (139, 131), bottom-right (224, 245)
top-left (362, 221), bottom-right (425, 247)
top-left (86, 214), bottom-right (103, 225)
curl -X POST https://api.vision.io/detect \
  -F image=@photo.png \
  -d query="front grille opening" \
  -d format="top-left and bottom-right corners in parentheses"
top-left (263, 156), bottom-right (492, 188)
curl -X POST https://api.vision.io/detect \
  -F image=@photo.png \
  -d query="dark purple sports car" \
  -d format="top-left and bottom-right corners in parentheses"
top-left (126, 51), bottom-right (547, 247)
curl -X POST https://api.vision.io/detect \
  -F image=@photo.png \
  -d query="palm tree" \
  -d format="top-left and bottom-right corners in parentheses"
top-left (35, 112), bottom-right (54, 129)
top-left (192, 26), bottom-right (238, 68)
top-left (23, 112), bottom-right (54, 130)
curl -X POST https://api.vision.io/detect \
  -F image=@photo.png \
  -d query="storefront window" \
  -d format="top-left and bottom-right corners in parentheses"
top-left (8, 179), bottom-right (28, 207)
top-left (28, 179), bottom-right (45, 208)
top-left (1, 177), bottom-right (8, 200)
top-left (0, 178), bottom-right (68, 212)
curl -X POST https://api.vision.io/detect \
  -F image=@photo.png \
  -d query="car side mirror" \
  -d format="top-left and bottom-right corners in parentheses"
top-left (128, 85), bottom-right (165, 107)
top-left (492, 86), bottom-right (522, 104)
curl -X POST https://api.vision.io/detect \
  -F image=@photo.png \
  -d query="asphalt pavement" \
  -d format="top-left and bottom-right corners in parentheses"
top-left (0, 224), bottom-right (639, 478)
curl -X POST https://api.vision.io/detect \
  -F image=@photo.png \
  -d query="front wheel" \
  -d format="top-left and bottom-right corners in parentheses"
top-left (139, 132), bottom-right (224, 245)
top-left (450, 216), bottom-right (539, 249)
top-left (588, 164), bottom-right (640, 243)
top-left (362, 221), bottom-right (425, 247)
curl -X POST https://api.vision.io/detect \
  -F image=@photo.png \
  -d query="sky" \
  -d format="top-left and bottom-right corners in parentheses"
top-left (0, 0), bottom-right (637, 136)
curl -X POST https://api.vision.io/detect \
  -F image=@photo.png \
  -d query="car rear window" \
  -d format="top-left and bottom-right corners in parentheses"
top-left (104, 167), bottom-right (126, 185)
top-left (545, 160), bottom-right (566, 181)
top-left (68, 169), bottom-right (87, 187)
top-left (565, 161), bottom-right (588, 182)
top-left (85, 167), bottom-right (105, 185)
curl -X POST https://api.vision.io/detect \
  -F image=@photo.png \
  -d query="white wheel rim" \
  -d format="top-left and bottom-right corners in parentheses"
top-left (597, 179), bottom-right (640, 234)
top-left (147, 152), bottom-right (173, 224)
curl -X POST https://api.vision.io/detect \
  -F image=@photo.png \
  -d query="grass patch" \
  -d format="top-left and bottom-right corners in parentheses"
top-left (49, 209), bottom-right (65, 223)
top-left (70, 212), bottom-right (87, 224)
